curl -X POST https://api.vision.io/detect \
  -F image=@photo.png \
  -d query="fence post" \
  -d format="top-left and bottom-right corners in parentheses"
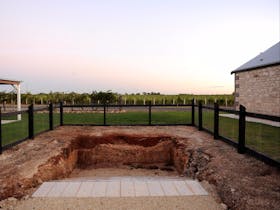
top-left (148, 101), bottom-right (152, 125)
top-left (198, 102), bottom-right (202, 130)
top-left (103, 104), bottom-right (106, 125)
top-left (28, 104), bottom-right (34, 139)
top-left (0, 107), bottom-right (2, 154)
top-left (191, 99), bottom-right (195, 126)
top-left (49, 103), bottom-right (53, 130)
top-left (238, 105), bottom-right (246, 154)
top-left (214, 103), bottom-right (219, 139)
top-left (59, 101), bottom-right (63, 126)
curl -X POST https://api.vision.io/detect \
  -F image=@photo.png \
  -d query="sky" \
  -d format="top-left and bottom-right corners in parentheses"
top-left (0, 0), bottom-right (279, 94)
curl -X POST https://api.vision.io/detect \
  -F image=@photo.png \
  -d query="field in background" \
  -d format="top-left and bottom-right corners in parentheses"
top-left (1, 93), bottom-right (234, 112)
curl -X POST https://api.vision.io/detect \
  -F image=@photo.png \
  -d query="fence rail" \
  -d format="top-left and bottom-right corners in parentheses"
top-left (0, 101), bottom-right (279, 168)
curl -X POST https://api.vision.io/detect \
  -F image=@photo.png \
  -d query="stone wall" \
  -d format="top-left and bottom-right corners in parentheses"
top-left (234, 65), bottom-right (280, 116)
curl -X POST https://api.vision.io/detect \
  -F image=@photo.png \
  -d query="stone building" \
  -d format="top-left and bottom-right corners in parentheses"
top-left (231, 42), bottom-right (280, 116)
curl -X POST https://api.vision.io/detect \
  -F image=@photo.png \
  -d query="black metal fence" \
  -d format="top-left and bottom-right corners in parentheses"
top-left (61, 102), bottom-right (193, 126)
top-left (195, 102), bottom-right (280, 167)
top-left (0, 101), bottom-right (279, 168)
top-left (0, 104), bottom-right (60, 153)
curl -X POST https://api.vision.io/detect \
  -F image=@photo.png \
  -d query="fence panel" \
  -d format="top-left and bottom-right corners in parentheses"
top-left (34, 107), bottom-right (49, 135)
top-left (245, 121), bottom-right (280, 162)
top-left (219, 113), bottom-right (239, 143)
top-left (106, 105), bottom-right (149, 125)
top-left (201, 106), bottom-right (214, 133)
top-left (1, 112), bottom-right (29, 147)
top-left (151, 105), bottom-right (192, 125)
top-left (194, 105), bottom-right (199, 126)
top-left (53, 105), bottom-right (60, 127)
top-left (63, 106), bottom-right (104, 125)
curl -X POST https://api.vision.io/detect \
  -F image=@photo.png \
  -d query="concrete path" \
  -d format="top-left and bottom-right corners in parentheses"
top-left (220, 114), bottom-right (280, 127)
top-left (1, 120), bottom-right (19, 124)
top-left (33, 176), bottom-right (208, 198)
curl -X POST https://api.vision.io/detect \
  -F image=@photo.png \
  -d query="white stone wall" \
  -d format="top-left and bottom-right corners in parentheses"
top-left (235, 65), bottom-right (280, 116)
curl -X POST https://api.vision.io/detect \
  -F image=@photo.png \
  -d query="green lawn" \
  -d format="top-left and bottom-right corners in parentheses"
top-left (1, 113), bottom-right (29, 145)
top-left (1, 113), bottom-right (60, 146)
top-left (245, 121), bottom-right (280, 161)
top-left (1, 110), bottom-right (279, 161)
top-left (63, 111), bottom-right (192, 125)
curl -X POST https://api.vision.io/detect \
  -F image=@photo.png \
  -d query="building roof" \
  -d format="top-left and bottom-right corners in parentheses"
top-left (231, 41), bottom-right (280, 74)
top-left (0, 79), bottom-right (21, 85)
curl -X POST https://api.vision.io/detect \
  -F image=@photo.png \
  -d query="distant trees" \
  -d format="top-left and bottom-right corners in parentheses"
top-left (0, 91), bottom-right (234, 106)
top-left (0, 91), bottom-right (16, 104)
top-left (142, 92), bottom-right (161, 95)
top-left (91, 91), bottom-right (117, 104)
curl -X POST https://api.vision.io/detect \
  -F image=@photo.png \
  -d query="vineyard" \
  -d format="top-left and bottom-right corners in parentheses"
top-left (0, 91), bottom-right (234, 107)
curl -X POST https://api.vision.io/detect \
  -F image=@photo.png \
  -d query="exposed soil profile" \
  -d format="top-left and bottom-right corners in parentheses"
top-left (74, 134), bottom-right (187, 173)
top-left (34, 133), bottom-right (191, 185)
top-left (0, 126), bottom-right (279, 210)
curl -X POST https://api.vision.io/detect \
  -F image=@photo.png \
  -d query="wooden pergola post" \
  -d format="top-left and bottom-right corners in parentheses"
top-left (14, 83), bottom-right (21, 120)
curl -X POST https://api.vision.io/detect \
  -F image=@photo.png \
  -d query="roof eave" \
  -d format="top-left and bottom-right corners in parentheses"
top-left (231, 62), bottom-right (280, 74)
top-left (0, 79), bottom-right (22, 85)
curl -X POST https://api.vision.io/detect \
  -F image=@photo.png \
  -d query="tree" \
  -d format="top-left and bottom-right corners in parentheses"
top-left (76, 93), bottom-right (91, 104)
top-left (0, 91), bottom-right (8, 111)
top-left (91, 91), bottom-right (116, 104)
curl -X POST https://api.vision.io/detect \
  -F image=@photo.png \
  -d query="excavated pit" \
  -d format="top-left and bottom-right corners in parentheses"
top-left (68, 134), bottom-right (189, 175)
top-left (0, 133), bottom-right (190, 200)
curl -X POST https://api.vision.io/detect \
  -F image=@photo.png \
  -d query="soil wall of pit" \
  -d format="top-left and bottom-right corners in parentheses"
top-left (75, 134), bottom-right (189, 173)
top-left (35, 133), bottom-right (190, 178)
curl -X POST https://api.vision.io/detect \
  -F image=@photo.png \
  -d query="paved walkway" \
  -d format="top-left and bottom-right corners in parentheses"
top-left (1, 120), bottom-right (19, 124)
top-left (220, 114), bottom-right (280, 127)
top-left (33, 176), bottom-right (208, 198)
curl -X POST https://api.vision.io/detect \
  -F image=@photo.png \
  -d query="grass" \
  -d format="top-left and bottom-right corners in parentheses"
top-left (1, 113), bottom-right (29, 146)
top-left (1, 113), bottom-right (60, 146)
top-left (245, 121), bottom-right (280, 161)
top-left (1, 110), bottom-right (279, 161)
top-left (63, 111), bottom-right (191, 125)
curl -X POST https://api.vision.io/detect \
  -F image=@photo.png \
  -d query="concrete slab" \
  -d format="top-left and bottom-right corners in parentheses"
top-left (33, 177), bottom-right (208, 198)
top-left (160, 180), bottom-right (179, 196)
top-left (76, 182), bottom-right (94, 197)
top-left (61, 182), bottom-right (81, 197)
top-left (32, 182), bottom-right (55, 197)
top-left (173, 181), bottom-right (193, 196)
top-left (134, 181), bottom-right (149, 196)
top-left (147, 181), bottom-right (165, 196)
top-left (46, 182), bottom-right (68, 197)
top-left (121, 181), bottom-right (135, 197)
top-left (106, 181), bottom-right (120, 197)
top-left (91, 181), bottom-right (107, 197)
top-left (186, 180), bottom-right (208, 195)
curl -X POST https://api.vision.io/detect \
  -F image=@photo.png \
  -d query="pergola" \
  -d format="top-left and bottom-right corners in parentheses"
top-left (0, 79), bottom-right (21, 120)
